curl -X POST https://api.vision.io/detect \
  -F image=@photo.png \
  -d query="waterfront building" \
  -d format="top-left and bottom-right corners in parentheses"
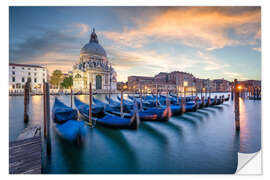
top-left (72, 29), bottom-right (117, 93)
top-left (239, 80), bottom-right (261, 88)
top-left (195, 78), bottom-right (216, 92)
top-left (213, 78), bottom-right (230, 92)
top-left (127, 71), bottom-right (196, 93)
top-left (9, 63), bottom-right (48, 94)
top-left (167, 71), bottom-right (195, 92)
top-left (128, 76), bottom-right (154, 92)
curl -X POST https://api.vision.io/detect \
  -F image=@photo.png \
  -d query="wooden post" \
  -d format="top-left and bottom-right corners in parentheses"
top-left (184, 87), bottom-right (186, 99)
top-left (120, 90), bottom-right (124, 118)
top-left (70, 87), bottom-right (73, 108)
top-left (43, 82), bottom-right (47, 137)
top-left (234, 79), bottom-right (240, 131)
top-left (253, 87), bottom-right (255, 99)
top-left (43, 82), bottom-right (51, 155)
top-left (24, 78), bottom-right (30, 123)
top-left (231, 85), bottom-right (234, 100)
top-left (181, 92), bottom-right (186, 114)
top-left (166, 86), bottom-right (169, 107)
top-left (176, 87), bottom-right (179, 105)
top-left (208, 96), bottom-right (211, 106)
top-left (201, 96), bottom-right (204, 108)
top-left (156, 84), bottom-right (158, 107)
top-left (89, 83), bottom-right (93, 126)
top-left (140, 84), bottom-right (143, 111)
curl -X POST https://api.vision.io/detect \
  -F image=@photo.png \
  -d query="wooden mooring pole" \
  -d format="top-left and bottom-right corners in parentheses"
top-left (181, 88), bottom-right (186, 114)
top-left (70, 87), bottom-right (73, 108)
top-left (231, 85), bottom-right (234, 100)
top-left (120, 90), bottom-right (124, 118)
top-left (24, 78), bottom-right (31, 123)
top-left (89, 83), bottom-right (93, 126)
top-left (43, 81), bottom-right (51, 155)
top-left (156, 84), bottom-right (158, 107)
top-left (140, 84), bottom-right (143, 111)
top-left (234, 79), bottom-right (240, 131)
top-left (176, 87), bottom-right (179, 105)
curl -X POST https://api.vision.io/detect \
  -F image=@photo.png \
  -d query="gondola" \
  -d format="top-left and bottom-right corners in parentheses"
top-left (224, 95), bottom-right (230, 101)
top-left (96, 97), bottom-right (169, 121)
top-left (106, 96), bottom-right (133, 111)
top-left (52, 98), bottom-right (86, 142)
top-left (128, 95), bottom-right (156, 108)
top-left (74, 97), bottom-right (139, 129)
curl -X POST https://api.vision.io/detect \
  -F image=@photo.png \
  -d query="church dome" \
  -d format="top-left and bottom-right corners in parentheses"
top-left (80, 28), bottom-right (107, 57)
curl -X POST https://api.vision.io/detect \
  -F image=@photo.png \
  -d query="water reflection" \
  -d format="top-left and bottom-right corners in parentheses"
top-left (239, 98), bottom-right (261, 153)
top-left (9, 93), bottom-right (260, 173)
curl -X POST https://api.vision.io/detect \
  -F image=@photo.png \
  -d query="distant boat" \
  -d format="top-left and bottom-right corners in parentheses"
top-left (74, 97), bottom-right (139, 129)
top-left (52, 98), bottom-right (86, 142)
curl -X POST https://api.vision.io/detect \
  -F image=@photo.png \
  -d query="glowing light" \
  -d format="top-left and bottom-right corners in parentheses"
top-left (183, 81), bottom-right (188, 87)
top-left (238, 86), bottom-right (242, 90)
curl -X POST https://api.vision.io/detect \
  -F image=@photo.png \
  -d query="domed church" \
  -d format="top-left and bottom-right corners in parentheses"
top-left (72, 28), bottom-right (117, 92)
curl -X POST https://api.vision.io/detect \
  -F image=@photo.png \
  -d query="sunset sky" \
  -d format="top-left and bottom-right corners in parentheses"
top-left (9, 6), bottom-right (261, 82)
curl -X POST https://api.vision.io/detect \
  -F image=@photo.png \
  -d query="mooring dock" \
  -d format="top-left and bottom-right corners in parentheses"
top-left (9, 126), bottom-right (42, 174)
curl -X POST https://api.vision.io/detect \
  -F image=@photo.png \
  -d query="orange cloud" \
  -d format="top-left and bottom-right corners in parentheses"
top-left (103, 7), bottom-right (261, 50)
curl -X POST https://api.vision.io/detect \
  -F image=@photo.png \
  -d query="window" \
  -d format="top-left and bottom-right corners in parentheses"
top-left (28, 72), bottom-right (31, 75)
top-left (43, 73), bottom-right (45, 76)
top-left (16, 83), bottom-right (21, 89)
top-left (12, 85), bottom-right (15, 89)
top-left (12, 77), bottom-right (15, 82)
top-left (28, 68), bottom-right (31, 70)
top-left (34, 73), bottom-right (37, 76)
top-left (34, 68), bottom-right (37, 71)
top-left (12, 71), bottom-right (15, 75)
top-left (43, 78), bottom-right (45, 82)
top-left (43, 68), bottom-right (45, 71)
top-left (22, 67), bottom-right (24, 70)
top-left (22, 77), bottom-right (25, 82)
top-left (12, 66), bottom-right (15, 69)
top-left (34, 78), bottom-right (37, 83)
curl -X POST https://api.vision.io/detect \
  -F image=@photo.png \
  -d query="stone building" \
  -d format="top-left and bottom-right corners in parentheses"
top-left (72, 29), bottom-right (117, 92)
top-left (9, 63), bottom-right (48, 94)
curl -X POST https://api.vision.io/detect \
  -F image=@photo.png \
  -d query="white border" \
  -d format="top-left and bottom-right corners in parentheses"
top-left (2, 0), bottom-right (269, 179)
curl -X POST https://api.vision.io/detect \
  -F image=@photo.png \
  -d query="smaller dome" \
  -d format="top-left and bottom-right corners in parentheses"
top-left (80, 28), bottom-right (107, 57)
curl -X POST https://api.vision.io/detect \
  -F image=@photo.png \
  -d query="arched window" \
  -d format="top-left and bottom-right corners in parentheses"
top-left (75, 73), bottom-right (81, 78)
top-left (96, 75), bottom-right (102, 89)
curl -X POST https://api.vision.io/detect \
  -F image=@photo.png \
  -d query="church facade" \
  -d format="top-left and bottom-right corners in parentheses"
top-left (72, 29), bottom-right (117, 92)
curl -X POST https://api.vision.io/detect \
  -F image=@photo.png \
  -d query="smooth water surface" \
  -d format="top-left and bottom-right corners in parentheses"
top-left (9, 93), bottom-right (261, 174)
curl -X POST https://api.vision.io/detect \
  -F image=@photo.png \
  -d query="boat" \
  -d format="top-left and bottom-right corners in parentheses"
top-left (224, 95), bottom-right (230, 101)
top-left (106, 96), bottom-right (133, 111)
top-left (128, 95), bottom-right (156, 109)
top-left (74, 97), bottom-right (105, 117)
top-left (74, 97), bottom-right (139, 129)
top-left (52, 98), bottom-right (86, 142)
top-left (96, 96), bottom-right (169, 121)
top-left (52, 98), bottom-right (78, 123)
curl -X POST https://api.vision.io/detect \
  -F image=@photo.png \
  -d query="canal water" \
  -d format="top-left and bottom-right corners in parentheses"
top-left (9, 93), bottom-right (261, 174)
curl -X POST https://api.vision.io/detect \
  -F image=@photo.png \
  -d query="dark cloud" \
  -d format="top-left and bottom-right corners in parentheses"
top-left (9, 28), bottom-right (80, 63)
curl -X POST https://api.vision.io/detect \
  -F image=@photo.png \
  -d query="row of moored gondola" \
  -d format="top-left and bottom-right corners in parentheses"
top-left (52, 94), bottom-right (230, 142)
